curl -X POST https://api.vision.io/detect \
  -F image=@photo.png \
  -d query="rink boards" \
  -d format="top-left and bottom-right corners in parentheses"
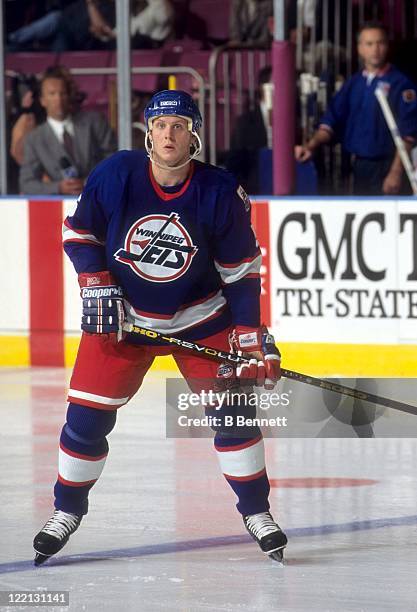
top-left (0, 196), bottom-right (416, 375)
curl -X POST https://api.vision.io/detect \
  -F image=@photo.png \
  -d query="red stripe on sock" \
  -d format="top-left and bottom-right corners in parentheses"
top-left (223, 468), bottom-right (266, 482)
top-left (58, 474), bottom-right (97, 487)
top-left (60, 442), bottom-right (108, 462)
top-left (215, 435), bottom-right (262, 453)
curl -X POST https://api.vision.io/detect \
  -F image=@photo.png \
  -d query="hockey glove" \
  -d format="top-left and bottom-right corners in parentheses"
top-left (229, 325), bottom-right (281, 390)
top-left (79, 271), bottom-right (125, 342)
top-left (214, 361), bottom-right (239, 392)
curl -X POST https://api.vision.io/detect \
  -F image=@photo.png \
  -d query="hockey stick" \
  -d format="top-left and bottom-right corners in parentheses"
top-left (122, 322), bottom-right (417, 416)
top-left (375, 85), bottom-right (417, 196)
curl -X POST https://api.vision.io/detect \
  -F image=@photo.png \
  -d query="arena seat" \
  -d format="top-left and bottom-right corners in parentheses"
top-left (112, 49), bottom-right (164, 93)
top-left (163, 48), bottom-right (211, 92)
top-left (187, 0), bottom-right (231, 43)
top-left (162, 38), bottom-right (204, 53)
top-left (5, 52), bottom-right (59, 76)
top-left (59, 51), bottom-right (112, 111)
top-left (58, 50), bottom-right (112, 69)
top-left (5, 52), bottom-right (58, 101)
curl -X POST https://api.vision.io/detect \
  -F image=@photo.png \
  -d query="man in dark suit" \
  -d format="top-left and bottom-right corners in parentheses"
top-left (20, 66), bottom-right (116, 195)
top-left (225, 66), bottom-right (271, 195)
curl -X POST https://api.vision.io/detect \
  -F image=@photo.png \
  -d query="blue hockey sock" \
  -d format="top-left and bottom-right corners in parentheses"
top-left (54, 403), bottom-right (117, 515)
top-left (214, 432), bottom-right (270, 516)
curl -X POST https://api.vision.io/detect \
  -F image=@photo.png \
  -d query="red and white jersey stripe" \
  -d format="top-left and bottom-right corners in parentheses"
top-left (62, 218), bottom-right (104, 247)
top-left (124, 290), bottom-right (227, 334)
top-left (68, 388), bottom-right (130, 409)
top-left (214, 251), bottom-right (262, 284)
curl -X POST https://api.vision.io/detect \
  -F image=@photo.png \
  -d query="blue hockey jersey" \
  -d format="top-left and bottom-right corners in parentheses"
top-left (320, 64), bottom-right (417, 158)
top-left (63, 150), bottom-right (261, 343)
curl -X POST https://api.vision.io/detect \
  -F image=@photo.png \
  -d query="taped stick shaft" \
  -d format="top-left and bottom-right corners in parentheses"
top-left (122, 322), bottom-right (417, 416)
top-left (281, 369), bottom-right (417, 416)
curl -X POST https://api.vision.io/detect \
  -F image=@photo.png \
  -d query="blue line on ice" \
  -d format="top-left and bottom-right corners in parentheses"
top-left (2, 513), bottom-right (417, 574)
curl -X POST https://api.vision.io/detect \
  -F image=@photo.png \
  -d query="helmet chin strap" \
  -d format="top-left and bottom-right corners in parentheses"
top-left (145, 131), bottom-right (202, 172)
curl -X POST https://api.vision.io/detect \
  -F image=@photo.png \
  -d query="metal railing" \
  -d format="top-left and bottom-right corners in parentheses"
top-left (208, 44), bottom-right (270, 166)
top-left (2, 0), bottom-right (416, 193)
top-left (296, 0), bottom-right (416, 80)
top-left (68, 66), bottom-right (206, 161)
top-left (295, 0), bottom-right (417, 193)
top-left (3, 64), bottom-right (207, 191)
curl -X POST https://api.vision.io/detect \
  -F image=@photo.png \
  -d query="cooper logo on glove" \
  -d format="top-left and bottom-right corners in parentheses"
top-left (229, 325), bottom-right (281, 389)
top-left (78, 271), bottom-right (125, 342)
top-left (81, 286), bottom-right (123, 299)
top-left (238, 332), bottom-right (260, 348)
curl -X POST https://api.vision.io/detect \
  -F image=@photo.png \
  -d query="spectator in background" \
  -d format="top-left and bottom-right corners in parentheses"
top-left (225, 66), bottom-right (272, 194)
top-left (131, 90), bottom-right (152, 149)
top-left (230, 0), bottom-right (273, 45)
top-left (8, 8), bottom-right (64, 51)
top-left (50, 0), bottom-right (116, 51)
top-left (10, 68), bottom-right (85, 166)
top-left (7, 73), bottom-right (45, 193)
top-left (295, 22), bottom-right (417, 195)
top-left (8, 0), bottom-right (174, 51)
top-left (8, 0), bottom-right (115, 52)
top-left (10, 92), bottom-right (39, 165)
top-left (20, 66), bottom-right (116, 195)
top-left (6, 1), bottom-right (73, 44)
top-left (130, 0), bottom-right (174, 48)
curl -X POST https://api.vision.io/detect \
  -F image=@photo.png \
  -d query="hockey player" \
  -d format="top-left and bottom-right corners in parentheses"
top-left (33, 90), bottom-right (287, 565)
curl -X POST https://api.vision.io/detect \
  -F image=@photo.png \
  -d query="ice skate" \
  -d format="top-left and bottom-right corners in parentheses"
top-left (243, 511), bottom-right (287, 562)
top-left (33, 510), bottom-right (82, 566)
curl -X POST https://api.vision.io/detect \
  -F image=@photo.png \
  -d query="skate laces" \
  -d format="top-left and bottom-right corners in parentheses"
top-left (41, 510), bottom-right (80, 539)
top-left (244, 512), bottom-right (280, 539)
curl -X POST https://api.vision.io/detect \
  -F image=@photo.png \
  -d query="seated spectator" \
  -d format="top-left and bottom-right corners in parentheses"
top-left (7, 73), bottom-right (45, 192)
top-left (10, 92), bottom-right (40, 167)
top-left (10, 67), bottom-right (86, 165)
top-left (20, 66), bottom-right (116, 195)
top-left (130, 0), bottom-right (174, 49)
top-left (8, 9), bottom-right (63, 51)
top-left (229, 0), bottom-right (273, 45)
top-left (54, 0), bottom-right (116, 51)
top-left (8, 0), bottom-right (174, 51)
top-left (9, 73), bottom-right (43, 165)
top-left (225, 66), bottom-right (272, 194)
top-left (8, 0), bottom-right (115, 52)
top-left (6, 2), bottom-right (73, 44)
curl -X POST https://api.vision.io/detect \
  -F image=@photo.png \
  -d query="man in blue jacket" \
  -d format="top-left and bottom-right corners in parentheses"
top-left (295, 22), bottom-right (417, 195)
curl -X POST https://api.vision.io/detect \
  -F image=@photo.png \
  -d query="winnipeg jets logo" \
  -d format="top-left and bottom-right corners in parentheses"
top-left (114, 213), bottom-right (197, 282)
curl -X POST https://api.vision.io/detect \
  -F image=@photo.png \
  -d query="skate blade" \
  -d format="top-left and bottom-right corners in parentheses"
top-left (267, 545), bottom-right (286, 563)
top-left (34, 552), bottom-right (51, 566)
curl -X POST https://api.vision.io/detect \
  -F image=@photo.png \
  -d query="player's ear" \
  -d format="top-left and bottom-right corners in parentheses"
top-left (145, 131), bottom-right (153, 153)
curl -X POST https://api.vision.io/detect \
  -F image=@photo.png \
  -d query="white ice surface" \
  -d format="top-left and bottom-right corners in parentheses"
top-left (1, 368), bottom-right (417, 611)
